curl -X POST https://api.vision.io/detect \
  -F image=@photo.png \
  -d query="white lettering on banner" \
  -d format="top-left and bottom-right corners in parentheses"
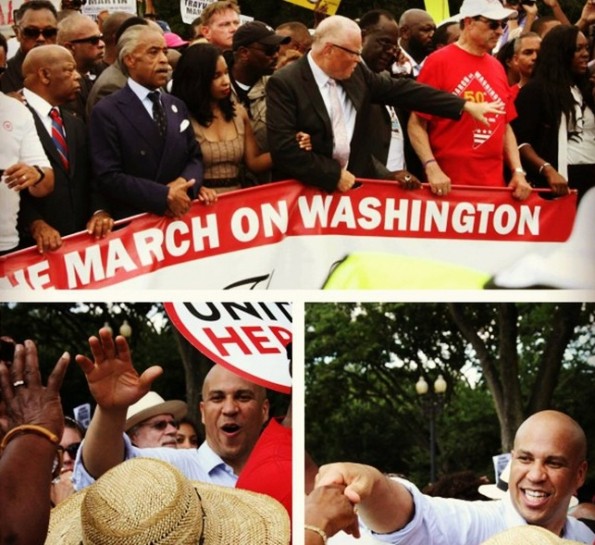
top-left (230, 202), bottom-right (289, 241)
top-left (0, 181), bottom-right (575, 290)
top-left (299, 196), bottom-right (541, 235)
top-left (63, 214), bottom-right (220, 288)
top-left (10, 261), bottom-right (51, 289)
top-left (358, 197), bottom-right (383, 229)
top-left (298, 194), bottom-right (334, 227)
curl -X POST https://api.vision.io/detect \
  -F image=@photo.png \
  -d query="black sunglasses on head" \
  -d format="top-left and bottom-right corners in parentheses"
top-left (21, 26), bottom-right (58, 39)
top-left (70, 34), bottom-right (103, 45)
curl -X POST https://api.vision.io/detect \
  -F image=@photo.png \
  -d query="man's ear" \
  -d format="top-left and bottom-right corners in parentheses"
top-left (261, 398), bottom-right (270, 423)
top-left (199, 24), bottom-right (211, 41)
top-left (40, 67), bottom-right (52, 85)
top-left (199, 401), bottom-right (206, 425)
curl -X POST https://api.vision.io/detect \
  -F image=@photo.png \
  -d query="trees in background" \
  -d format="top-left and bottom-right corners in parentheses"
top-left (305, 303), bottom-right (595, 486)
top-left (0, 303), bottom-right (290, 442)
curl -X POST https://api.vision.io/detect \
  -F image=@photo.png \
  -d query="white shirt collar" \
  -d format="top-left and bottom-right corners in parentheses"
top-left (307, 50), bottom-right (334, 89)
top-left (127, 77), bottom-right (158, 102)
top-left (22, 88), bottom-right (54, 119)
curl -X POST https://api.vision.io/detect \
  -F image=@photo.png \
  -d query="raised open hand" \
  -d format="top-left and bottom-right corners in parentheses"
top-left (75, 328), bottom-right (162, 410)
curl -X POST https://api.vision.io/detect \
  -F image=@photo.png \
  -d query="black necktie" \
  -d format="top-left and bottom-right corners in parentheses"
top-left (148, 91), bottom-right (167, 138)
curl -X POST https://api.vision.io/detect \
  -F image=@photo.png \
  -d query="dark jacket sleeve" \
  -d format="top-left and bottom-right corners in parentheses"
top-left (266, 67), bottom-right (341, 192)
top-left (362, 66), bottom-right (465, 120)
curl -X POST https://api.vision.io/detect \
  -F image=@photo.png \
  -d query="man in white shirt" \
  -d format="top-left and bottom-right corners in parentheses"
top-left (73, 326), bottom-right (270, 490)
top-left (0, 92), bottom-right (53, 254)
top-left (316, 410), bottom-right (594, 544)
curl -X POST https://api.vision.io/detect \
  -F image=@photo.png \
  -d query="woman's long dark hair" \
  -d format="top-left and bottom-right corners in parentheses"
top-left (171, 43), bottom-right (235, 127)
top-left (531, 24), bottom-right (595, 127)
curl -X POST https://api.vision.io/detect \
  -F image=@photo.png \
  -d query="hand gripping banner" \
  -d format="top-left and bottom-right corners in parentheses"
top-left (0, 180), bottom-right (578, 290)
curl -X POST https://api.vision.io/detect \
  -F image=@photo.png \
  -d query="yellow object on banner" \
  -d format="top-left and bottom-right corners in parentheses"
top-left (323, 253), bottom-right (490, 289)
top-left (424, 0), bottom-right (450, 24)
top-left (283, 0), bottom-right (341, 16)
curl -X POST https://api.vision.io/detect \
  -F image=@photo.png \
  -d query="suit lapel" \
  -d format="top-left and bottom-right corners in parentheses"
top-left (341, 75), bottom-right (364, 112)
top-left (299, 57), bottom-right (332, 134)
top-left (116, 86), bottom-right (163, 157)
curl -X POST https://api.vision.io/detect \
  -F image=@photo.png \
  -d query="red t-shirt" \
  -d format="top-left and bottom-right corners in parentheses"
top-left (236, 418), bottom-right (292, 519)
top-left (417, 44), bottom-right (516, 187)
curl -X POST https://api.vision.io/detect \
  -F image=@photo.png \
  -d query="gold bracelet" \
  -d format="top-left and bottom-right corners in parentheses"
top-left (0, 424), bottom-right (60, 454)
top-left (305, 524), bottom-right (328, 544)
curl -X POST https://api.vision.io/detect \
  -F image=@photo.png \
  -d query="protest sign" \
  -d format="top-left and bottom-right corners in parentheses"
top-left (0, 180), bottom-right (577, 290)
top-left (165, 302), bottom-right (292, 393)
top-left (82, 0), bottom-right (137, 19)
top-left (282, 0), bottom-right (341, 15)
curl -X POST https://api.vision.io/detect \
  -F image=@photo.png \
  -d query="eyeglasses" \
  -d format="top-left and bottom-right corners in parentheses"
top-left (59, 441), bottom-right (81, 459)
top-left (20, 26), bottom-right (58, 39)
top-left (247, 44), bottom-right (279, 56)
top-left (142, 419), bottom-right (178, 431)
top-left (473, 16), bottom-right (508, 30)
top-left (330, 42), bottom-right (362, 58)
top-left (69, 34), bottom-right (103, 45)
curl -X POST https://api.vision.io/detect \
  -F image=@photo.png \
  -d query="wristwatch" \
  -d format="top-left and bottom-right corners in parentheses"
top-left (513, 167), bottom-right (526, 176)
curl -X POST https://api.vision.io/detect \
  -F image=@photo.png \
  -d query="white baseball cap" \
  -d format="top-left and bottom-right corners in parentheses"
top-left (459, 0), bottom-right (516, 20)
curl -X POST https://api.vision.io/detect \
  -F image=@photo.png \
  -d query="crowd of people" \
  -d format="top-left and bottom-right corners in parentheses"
top-left (0, 324), bottom-right (293, 544)
top-left (1, 0), bottom-right (594, 542)
top-left (2, 0), bottom-right (593, 257)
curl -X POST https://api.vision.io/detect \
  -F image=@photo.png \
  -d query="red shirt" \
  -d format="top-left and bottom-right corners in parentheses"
top-left (417, 44), bottom-right (516, 187)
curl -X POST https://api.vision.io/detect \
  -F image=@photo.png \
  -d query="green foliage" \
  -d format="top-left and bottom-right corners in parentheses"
top-left (0, 303), bottom-right (290, 427)
top-left (306, 302), bottom-right (595, 487)
top-left (0, 303), bottom-right (181, 415)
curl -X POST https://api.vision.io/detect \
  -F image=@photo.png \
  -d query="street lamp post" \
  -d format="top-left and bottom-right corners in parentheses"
top-left (415, 374), bottom-right (447, 484)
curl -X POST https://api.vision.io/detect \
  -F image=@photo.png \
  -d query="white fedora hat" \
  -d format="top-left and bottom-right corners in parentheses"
top-left (125, 391), bottom-right (187, 431)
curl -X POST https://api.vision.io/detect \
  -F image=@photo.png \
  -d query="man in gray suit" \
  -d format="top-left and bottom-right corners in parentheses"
top-left (266, 15), bottom-right (502, 193)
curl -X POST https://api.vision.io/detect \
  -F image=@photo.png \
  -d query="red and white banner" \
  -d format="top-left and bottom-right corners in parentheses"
top-left (0, 180), bottom-right (577, 290)
top-left (165, 302), bottom-right (292, 393)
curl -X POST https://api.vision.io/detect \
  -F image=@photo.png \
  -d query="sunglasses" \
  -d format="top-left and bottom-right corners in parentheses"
top-left (247, 44), bottom-right (280, 56)
top-left (20, 26), bottom-right (58, 39)
top-left (474, 16), bottom-right (508, 30)
top-left (59, 441), bottom-right (81, 459)
top-left (143, 419), bottom-right (178, 431)
top-left (69, 34), bottom-right (103, 45)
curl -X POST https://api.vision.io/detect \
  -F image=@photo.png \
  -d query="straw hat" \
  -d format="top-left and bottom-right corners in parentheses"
top-left (125, 391), bottom-right (187, 431)
top-left (45, 458), bottom-right (290, 545)
top-left (479, 460), bottom-right (579, 508)
top-left (479, 525), bottom-right (584, 545)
